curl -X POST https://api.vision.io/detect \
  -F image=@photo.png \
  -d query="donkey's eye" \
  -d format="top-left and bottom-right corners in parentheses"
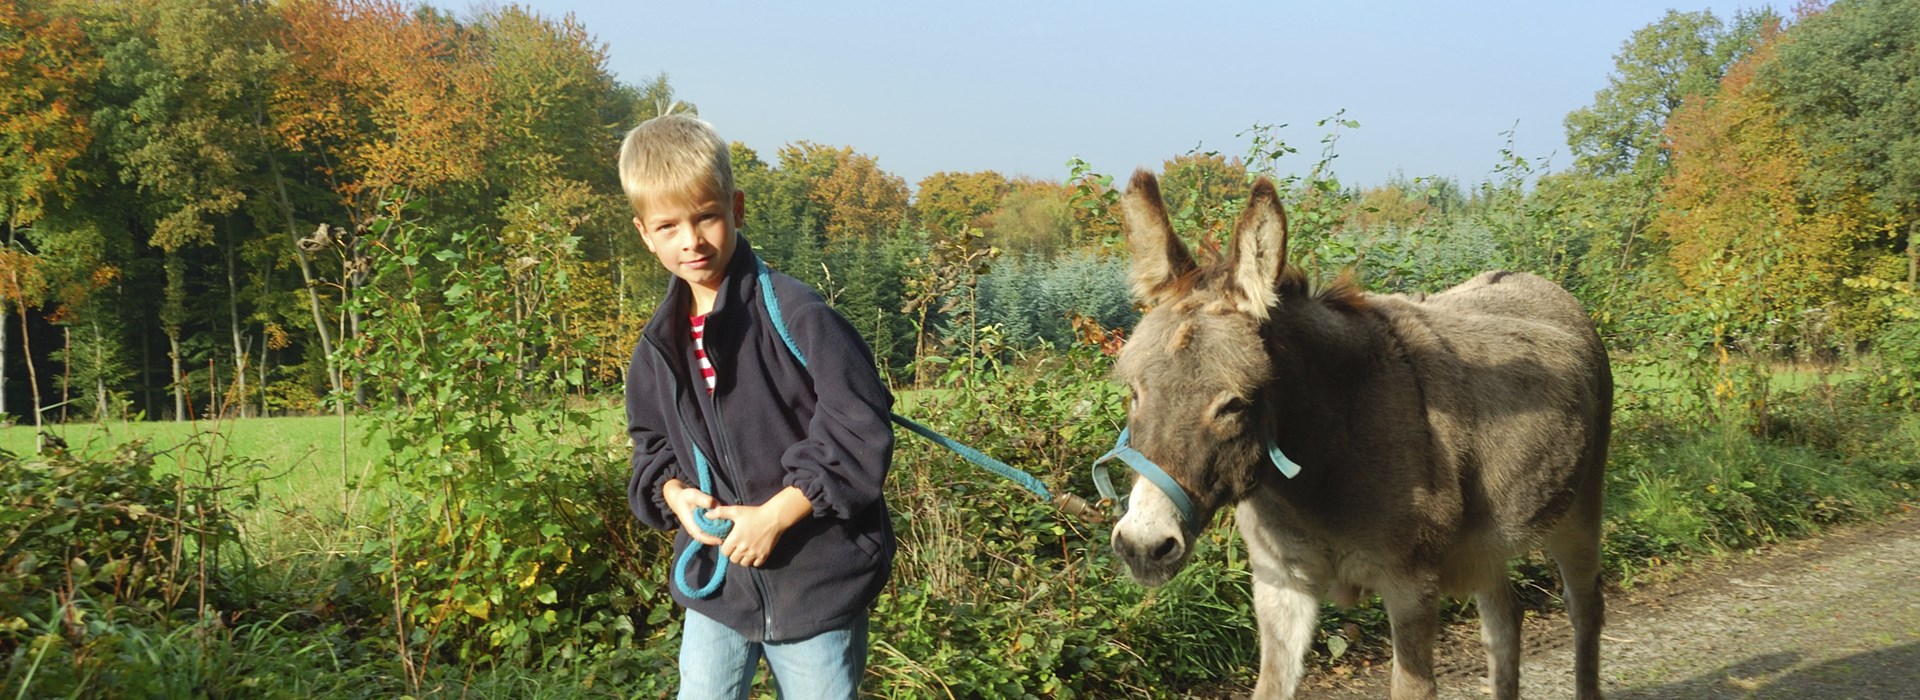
top-left (1213, 395), bottom-right (1252, 418)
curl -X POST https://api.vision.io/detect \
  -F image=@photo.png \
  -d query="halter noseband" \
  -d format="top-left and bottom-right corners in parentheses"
top-left (1091, 426), bottom-right (1302, 529)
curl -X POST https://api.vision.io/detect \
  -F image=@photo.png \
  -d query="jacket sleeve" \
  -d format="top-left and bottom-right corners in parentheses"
top-left (779, 297), bottom-right (896, 521)
top-left (626, 350), bottom-right (685, 531)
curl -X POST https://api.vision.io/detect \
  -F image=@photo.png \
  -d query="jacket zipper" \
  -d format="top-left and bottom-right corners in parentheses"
top-left (704, 304), bottom-right (780, 641)
top-left (647, 316), bottom-right (780, 640)
top-left (644, 333), bottom-right (764, 626)
top-left (712, 388), bottom-right (778, 640)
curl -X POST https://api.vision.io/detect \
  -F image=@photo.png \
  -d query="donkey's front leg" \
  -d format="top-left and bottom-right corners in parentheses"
top-left (1249, 571), bottom-right (1320, 699)
top-left (1239, 501), bottom-right (1326, 699)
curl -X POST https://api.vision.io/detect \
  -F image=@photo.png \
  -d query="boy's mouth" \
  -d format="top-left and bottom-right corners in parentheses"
top-left (683, 256), bottom-right (710, 269)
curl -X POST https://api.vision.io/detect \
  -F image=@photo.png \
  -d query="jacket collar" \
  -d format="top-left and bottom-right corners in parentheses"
top-left (642, 234), bottom-right (762, 345)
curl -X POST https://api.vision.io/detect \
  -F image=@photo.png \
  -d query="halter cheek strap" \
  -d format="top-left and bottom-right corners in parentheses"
top-left (1091, 426), bottom-right (1302, 529)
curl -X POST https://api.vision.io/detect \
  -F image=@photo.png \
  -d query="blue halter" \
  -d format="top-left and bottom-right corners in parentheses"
top-left (1090, 426), bottom-right (1302, 529)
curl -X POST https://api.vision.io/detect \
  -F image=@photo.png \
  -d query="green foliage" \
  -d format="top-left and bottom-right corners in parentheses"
top-left (1, 441), bottom-right (245, 632)
top-left (875, 343), bottom-right (1261, 697)
top-left (1603, 380), bottom-right (1920, 580)
top-left (977, 252), bottom-right (1136, 349)
top-left (1866, 319), bottom-right (1920, 408)
top-left (0, 439), bottom-right (271, 697)
top-left (1764, 0), bottom-right (1920, 220)
top-left (342, 211), bottom-right (671, 685)
top-left (1564, 8), bottom-right (1776, 179)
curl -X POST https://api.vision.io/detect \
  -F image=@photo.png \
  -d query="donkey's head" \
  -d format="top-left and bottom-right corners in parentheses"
top-left (1110, 170), bottom-right (1291, 586)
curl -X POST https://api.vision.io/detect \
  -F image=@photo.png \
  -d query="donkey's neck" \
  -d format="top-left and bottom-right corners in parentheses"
top-left (1258, 288), bottom-right (1401, 487)
top-left (1264, 290), bottom-right (1379, 381)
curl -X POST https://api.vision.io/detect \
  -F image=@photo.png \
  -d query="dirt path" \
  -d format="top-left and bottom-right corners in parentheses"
top-left (1308, 509), bottom-right (1920, 699)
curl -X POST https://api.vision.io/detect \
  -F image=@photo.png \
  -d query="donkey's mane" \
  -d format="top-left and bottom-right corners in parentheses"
top-left (1277, 265), bottom-right (1369, 314)
top-left (1164, 262), bottom-right (1368, 316)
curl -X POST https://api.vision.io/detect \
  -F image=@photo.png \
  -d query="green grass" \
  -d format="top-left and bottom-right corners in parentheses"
top-left (4, 414), bottom-right (376, 515)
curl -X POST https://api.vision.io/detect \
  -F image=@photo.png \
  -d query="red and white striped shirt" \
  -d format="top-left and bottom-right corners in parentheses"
top-left (690, 314), bottom-right (717, 393)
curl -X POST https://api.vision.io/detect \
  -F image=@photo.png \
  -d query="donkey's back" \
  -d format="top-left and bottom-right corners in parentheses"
top-left (1381, 270), bottom-right (1612, 551)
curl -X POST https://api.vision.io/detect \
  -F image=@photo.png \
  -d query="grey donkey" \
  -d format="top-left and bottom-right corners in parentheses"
top-left (1108, 170), bottom-right (1611, 699)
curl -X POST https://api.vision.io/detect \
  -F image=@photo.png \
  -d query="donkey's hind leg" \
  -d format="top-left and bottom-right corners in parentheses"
top-left (1474, 575), bottom-right (1521, 700)
top-left (1380, 584), bottom-right (1441, 700)
top-left (1548, 506), bottom-right (1605, 700)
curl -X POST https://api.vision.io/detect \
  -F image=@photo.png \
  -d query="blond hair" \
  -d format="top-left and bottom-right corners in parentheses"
top-left (618, 113), bottom-right (734, 216)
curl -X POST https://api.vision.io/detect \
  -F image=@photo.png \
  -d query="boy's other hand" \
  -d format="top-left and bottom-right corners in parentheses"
top-left (709, 487), bottom-right (813, 569)
top-left (661, 479), bottom-right (725, 546)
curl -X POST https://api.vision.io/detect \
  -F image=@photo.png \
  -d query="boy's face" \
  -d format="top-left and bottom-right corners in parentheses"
top-left (634, 188), bottom-right (747, 306)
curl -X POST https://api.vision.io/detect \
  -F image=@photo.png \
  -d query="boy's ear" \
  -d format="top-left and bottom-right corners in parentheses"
top-left (632, 216), bottom-right (658, 253)
top-left (730, 189), bottom-right (746, 228)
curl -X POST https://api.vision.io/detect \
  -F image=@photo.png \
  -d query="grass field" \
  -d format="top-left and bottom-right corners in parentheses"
top-left (1, 393), bottom-right (942, 531)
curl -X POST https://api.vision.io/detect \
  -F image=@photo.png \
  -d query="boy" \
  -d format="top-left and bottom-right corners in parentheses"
top-left (620, 114), bottom-right (896, 699)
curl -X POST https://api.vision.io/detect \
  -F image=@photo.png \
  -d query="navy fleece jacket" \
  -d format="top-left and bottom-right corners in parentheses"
top-left (625, 238), bottom-right (895, 643)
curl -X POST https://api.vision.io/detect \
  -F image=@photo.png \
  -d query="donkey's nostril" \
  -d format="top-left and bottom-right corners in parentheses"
top-left (1149, 537), bottom-right (1179, 562)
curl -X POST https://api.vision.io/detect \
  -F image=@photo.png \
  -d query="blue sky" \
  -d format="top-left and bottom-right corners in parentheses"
top-left (448, 1), bottom-right (1778, 191)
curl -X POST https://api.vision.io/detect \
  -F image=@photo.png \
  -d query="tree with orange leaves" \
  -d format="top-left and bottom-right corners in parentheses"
top-left (914, 170), bottom-right (1009, 241)
top-left (0, 0), bottom-right (98, 422)
top-left (269, 0), bottom-right (494, 408)
top-left (1656, 23), bottom-right (1876, 349)
top-left (777, 142), bottom-right (910, 242)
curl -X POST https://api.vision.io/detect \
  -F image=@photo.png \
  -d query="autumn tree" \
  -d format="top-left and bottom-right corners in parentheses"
top-left (1657, 24), bottom-right (1872, 350)
top-left (1559, 8), bottom-right (1778, 330)
top-left (988, 179), bottom-right (1075, 258)
top-left (0, 0), bottom-right (96, 230)
top-left (1159, 152), bottom-right (1249, 247)
top-left (0, 0), bottom-right (98, 421)
top-left (1763, 0), bottom-right (1920, 287)
top-left (272, 0), bottom-right (493, 409)
top-left (776, 142), bottom-right (909, 242)
top-left (913, 170), bottom-right (1008, 241)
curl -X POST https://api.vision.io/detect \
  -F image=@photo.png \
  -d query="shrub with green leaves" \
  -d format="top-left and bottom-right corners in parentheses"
top-left (343, 211), bottom-right (676, 684)
top-left (0, 441), bottom-right (260, 695)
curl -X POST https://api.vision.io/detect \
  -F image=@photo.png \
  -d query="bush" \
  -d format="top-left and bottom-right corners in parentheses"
top-left (977, 252), bottom-right (1136, 349)
top-left (1867, 319), bottom-right (1920, 409)
top-left (0, 441), bottom-right (276, 696)
top-left (344, 214), bottom-right (677, 686)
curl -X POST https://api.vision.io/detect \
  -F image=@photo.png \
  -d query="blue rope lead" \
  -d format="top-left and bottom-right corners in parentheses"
top-left (672, 442), bottom-right (733, 599)
top-left (757, 259), bottom-right (1057, 505)
top-left (889, 414), bottom-right (1052, 500)
top-left (674, 257), bottom-right (1087, 601)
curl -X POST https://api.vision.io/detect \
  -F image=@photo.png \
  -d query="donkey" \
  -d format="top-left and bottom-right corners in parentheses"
top-left (1107, 171), bottom-right (1610, 700)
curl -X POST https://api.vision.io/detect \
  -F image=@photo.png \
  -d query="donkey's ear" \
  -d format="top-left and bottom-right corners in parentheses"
top-left (1122, 169), bottom-right (1195, 305)
top-left (1227, 178), bottom-right (1288, 319)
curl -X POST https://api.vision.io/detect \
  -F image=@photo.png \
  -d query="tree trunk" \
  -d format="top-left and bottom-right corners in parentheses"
top-left (1, 296), bottom-right (8, 425)
top-left (19, 301), bottom-right (42, 436)
top-left (170, 333), bottom-right (184, 420)
top-left (268, 152), bottom-right (343, 414)
top-left (346, 229), bottom-right (366, 409)
top-left (163, 253), bottom-right (186, 421)
top-left (2, 216), bottom-right (12, 424)
top-left (94, 318), bottom-right (107, 424)
top-left (141, 327), bottom-right (152, 418)
top-left (1907, 218), bottom-right (1917, 288)
top-left (61, 327), bottom-right (70, 422)
top-left (258, 331), bottom-right (269, 417)
top-left (226, 222), bottom-right (249, 418)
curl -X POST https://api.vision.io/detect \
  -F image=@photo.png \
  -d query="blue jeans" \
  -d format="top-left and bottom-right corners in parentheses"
top-left (676, 609), bottom-right (868, 699)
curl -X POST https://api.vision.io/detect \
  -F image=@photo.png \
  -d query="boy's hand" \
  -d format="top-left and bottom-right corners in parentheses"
top-left (708, 487), bottom-right (813, 569)
top-left (661, 479), bottom-right (725, 546)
